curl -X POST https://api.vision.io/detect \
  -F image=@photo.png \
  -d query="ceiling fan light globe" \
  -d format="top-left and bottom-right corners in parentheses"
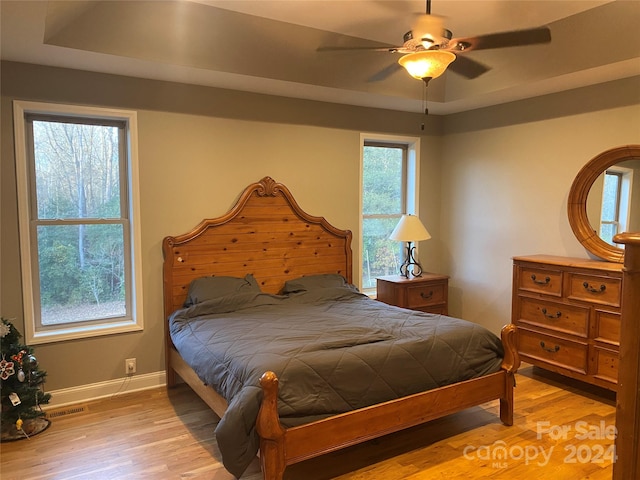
top-left (398, 50), bottom-right (456, 80)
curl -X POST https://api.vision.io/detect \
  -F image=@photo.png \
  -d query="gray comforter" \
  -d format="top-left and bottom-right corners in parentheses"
top-left (169, 286), bottom-right (504, 477)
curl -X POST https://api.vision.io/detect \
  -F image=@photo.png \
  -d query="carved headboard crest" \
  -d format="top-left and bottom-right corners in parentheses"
top-left (256, 176), bottom-right (280, 197)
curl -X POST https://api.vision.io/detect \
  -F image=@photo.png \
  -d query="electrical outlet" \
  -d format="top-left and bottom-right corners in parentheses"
top-left (125, 358), bottom-right (136, 375)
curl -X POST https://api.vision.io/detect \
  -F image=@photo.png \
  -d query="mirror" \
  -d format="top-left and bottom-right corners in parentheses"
top-left (586, 159), bottom-right (640, 242)
top-left (568, 145), bottom-right (640, 262)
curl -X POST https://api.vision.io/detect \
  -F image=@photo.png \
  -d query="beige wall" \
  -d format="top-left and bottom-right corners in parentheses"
top-left (1, 61), bottom-right (639, 393)
top-left (440, 78), bottom-right (640, 334)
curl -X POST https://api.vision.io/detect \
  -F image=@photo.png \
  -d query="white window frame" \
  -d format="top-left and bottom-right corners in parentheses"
top-left (600, 165), bottom-right (634, 245)
top-left (13, 101), bottom-right (144, 344)
top-left (359, 133), bottom-right (420, 292)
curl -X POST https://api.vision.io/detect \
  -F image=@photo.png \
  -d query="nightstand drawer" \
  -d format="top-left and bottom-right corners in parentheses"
top-left (376, 274), bottom-right (449, 314)
top-left (517, 297), bottom-right (589, 337)
top-left (416, 304), bottom-right (447, 315)
top-left (517, 328), bottom-right (588, 374)
top-left (406, 282), bottom-right (446, 308)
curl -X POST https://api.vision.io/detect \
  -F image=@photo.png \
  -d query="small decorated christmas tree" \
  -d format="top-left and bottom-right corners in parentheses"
top-left (1, 317), bottom-right (51, 441)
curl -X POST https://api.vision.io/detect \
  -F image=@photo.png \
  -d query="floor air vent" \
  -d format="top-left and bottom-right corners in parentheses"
top-left (46, 405), bottom-right (88, 418)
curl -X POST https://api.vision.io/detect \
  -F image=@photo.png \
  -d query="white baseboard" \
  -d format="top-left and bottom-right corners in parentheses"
top-left (43, 371), bottom-right (167, 409)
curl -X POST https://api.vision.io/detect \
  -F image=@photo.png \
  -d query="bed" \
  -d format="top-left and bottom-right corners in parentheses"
top-left (162, 176), bottom-right (519, 480)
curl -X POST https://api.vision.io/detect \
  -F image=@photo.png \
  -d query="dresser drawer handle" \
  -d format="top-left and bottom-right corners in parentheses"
top-left (541, 308), bottom-right (561, 319)
top-left (582, 282), bottom-right (606, 294)
top-left (531, 274), bottom-right (551, 285)
top-left (420, 291), bottom-right (434, 300)
top-left (540, 341), bottom-right (560, 353)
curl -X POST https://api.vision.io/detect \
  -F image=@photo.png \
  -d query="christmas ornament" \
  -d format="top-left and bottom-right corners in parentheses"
top-left (0, 357), bottom-right (15, 380)
top-left (16, 418), bottom-right (23, 431)
top-left (11, 349), bottom-right (26, 364)
top-left (0, 322), bottom-right (9, 338)
top-left (8, 392), bottom-right (21, 406)
top-left (27, 355), bottom-right (38, 368)
top-left (17, 369), bottom-right (25, 382)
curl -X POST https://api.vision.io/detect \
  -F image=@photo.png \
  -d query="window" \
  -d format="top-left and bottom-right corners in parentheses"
top-left (600, 167), bottom-right (633, 246)
top-left (360, 135), bottom-right (420, 293)
top-left (13, 101), bottom-right (143, 344)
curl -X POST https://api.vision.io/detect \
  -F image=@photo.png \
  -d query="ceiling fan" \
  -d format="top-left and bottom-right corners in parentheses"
top-left (318, 0), bottom-right (552, 84)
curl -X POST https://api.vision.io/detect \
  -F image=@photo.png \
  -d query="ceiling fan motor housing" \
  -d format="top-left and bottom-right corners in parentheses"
top-left (404, 27), bottom-right (453, 50)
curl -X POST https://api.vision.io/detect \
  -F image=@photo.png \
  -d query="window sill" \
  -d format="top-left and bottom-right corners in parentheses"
top-left (27, 321), bottom-right (143, 345)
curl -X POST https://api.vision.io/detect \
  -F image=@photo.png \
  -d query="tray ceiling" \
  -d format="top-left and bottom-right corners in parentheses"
top-left (1, 0), bottom-right (639, 114)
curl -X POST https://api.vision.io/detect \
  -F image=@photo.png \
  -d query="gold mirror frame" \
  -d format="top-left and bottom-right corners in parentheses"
top-left (568, 145), bottom-right (640, 263)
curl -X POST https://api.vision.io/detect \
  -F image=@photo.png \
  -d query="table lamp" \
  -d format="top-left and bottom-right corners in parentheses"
top-left (389, 214), bottom-right (431, 278)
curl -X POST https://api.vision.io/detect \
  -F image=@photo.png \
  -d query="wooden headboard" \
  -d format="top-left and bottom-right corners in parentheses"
top-left (162, 176), bottom-right (353, 320)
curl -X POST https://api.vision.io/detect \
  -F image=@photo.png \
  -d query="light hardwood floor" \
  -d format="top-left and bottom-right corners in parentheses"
top-left (0, 366), bottom-right (616, 480)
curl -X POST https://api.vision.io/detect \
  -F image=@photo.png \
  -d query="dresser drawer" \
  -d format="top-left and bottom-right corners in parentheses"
top-left (406, 282), bottom-right (446, 308)
top-left (517, 297), bottom-right (589, 337)
top-left (594, 310), bottom-right (621, 346)
top-left (567, 273), bottom-right (621, 307)
top-left (517, 328), bottom-right (588, 374)
top-left (592, 346), bottom-right (619, 384)
top-left (517, 266), bottom-right (562, 297)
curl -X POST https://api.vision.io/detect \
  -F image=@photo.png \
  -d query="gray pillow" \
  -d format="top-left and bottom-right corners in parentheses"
top-left (281, 274), bottom-right (349, 294)
top-left (184, 274), bottom-right (260, 306)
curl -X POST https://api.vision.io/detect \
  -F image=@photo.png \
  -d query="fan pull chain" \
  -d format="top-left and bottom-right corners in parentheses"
top-left (424, 80), bottom-right (429, 115)
top-left (421, 80), bottom-right (429, 130)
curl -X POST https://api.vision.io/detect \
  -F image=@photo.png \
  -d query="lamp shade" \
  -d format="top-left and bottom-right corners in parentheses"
top-left (398, 50), bottom-right (456, 80)
top-left (389, 214), bottom-right (431, 242)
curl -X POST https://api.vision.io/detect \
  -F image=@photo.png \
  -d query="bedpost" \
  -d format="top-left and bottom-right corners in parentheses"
top-left (163, 235), bottom-right (179, 388)
top-left (499, 324), bottom-right (519, 426)
top-left (612, 233), bottom-right (640, 480)
top-left (500, 324), bottom-right (520, 374)
top-left (258, 371), bottom-right (287, 480)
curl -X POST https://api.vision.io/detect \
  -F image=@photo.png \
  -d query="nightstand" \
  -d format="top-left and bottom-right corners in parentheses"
top-left (376, 274), bottom-right (449, 314)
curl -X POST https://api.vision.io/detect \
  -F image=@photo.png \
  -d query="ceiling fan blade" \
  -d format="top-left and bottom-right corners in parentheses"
top-left (316, 45), bottom-right (401, 53)
top-left (450, 26), bottom-right (551, 52)
top-left (367, 62), bottom-right (402, 82)
top-left (447, 55), bottom-right (490, 79)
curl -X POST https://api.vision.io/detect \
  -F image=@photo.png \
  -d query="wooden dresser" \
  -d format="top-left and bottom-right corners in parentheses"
top-left (376, 274), bottom-right (449, 314)
top-left (512, 255), bottom-right (623, 390)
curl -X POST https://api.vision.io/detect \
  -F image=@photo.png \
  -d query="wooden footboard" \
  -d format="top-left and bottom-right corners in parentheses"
top-left (256, 323), bottom-right (520, 480)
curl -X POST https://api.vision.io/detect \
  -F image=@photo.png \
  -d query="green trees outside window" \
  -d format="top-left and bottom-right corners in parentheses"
top-left (362, 144), bottom-right (406, 289)
top-left (29, 119), bottom-right (128, 325)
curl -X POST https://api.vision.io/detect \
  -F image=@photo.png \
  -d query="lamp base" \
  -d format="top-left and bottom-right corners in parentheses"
top-left (399, 242), bottom-right (424, 278)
